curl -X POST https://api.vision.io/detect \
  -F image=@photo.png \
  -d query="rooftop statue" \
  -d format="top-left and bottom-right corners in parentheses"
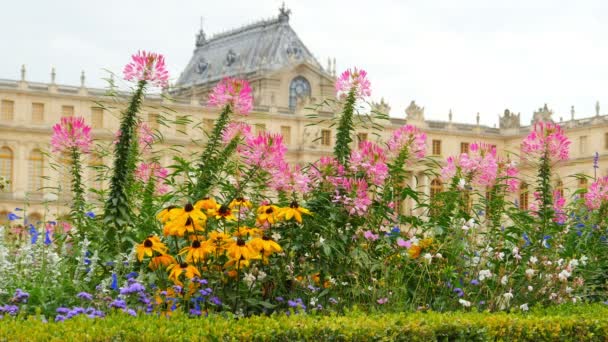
top-left (499, 109), bottom-right (520, 129)
top-left (405, 100), bottom-right (424, 121)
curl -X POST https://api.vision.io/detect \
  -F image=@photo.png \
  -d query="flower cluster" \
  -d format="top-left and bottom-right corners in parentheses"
top-left (135, 162), bottom-right (169, 195)
top-left (208, 78), bottom-right (253, 115)
top-left (585, 176), bottom-right (608, 210)
top-left (521, 121), bottom-right (570, 161)
top-left (51, 116), bottom-right (93, 154)
top-left (123, 51), bottom-right (169, 88)
top-left (441, 142), bottom-right (498, 188)
top-left (335, 67), bottom-right (371, 99)
top-left (387, 124), bottom-right (427, 160)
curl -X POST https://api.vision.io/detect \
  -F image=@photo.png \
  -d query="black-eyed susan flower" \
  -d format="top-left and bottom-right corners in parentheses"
top-left (206, 231), bottom-right (234, 254)
top-left (225, 256), bottom-right (251, 272)
top-left (136, 236), bottom-right (168, 261)
top-left (256, 205), bottom-right (281, 225)
top-left (229, 197), bottom-right (253, 209)
top-left (233, 226), bottom-right (263, 238)
top-left (163, 202), bottom-right (207, 237)
top-left (208, 204), bottom-right (237, 221)
top-left (249, 235), bottom-right (282, 257)
top-left (156, 205), bottom-right (180, 223)
top-left (167, 262), bottom-right (201, 286)
top-left (277, 201), bottom-right (311, 224)
top-left (227, 239), bottom-right (259, 261)
top-left (195, 197), bottom-right (218, 211)
top-left (179, 239), bottom-right (211, 263)
top-left (148, 254), bottom-right (176, 270)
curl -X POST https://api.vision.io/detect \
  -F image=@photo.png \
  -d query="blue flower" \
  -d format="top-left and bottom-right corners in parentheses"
top-left (543, 235), bottom-right (551, 249)
top-left (109, 299), bottom-right (126, 309)
top-left (470, 279), bottom-right (480, 286)
top-left (453, 288), bottom-right (464, 297)
top-left (29, 225), bottom-right (38, 244)
top-left (125, 272), bottom-right (139, 280)
top-left (7, 212), bottom-right (20, 221)
top-left (210, 296), bottom-right (222, 306)
top-left (77, 292), bottom-right (93, 301)
top-left (523, 233), bottom-right (531, 247)
top-left (44, 230), bottom-right (52, 245)
top-left (86, 211), bottom-right (95, 219)
top-left (110, 273), bottom-right (118, 291)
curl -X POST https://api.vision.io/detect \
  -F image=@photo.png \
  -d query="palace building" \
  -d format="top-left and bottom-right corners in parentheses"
top-left (0, 6), bottom-right (605, 224)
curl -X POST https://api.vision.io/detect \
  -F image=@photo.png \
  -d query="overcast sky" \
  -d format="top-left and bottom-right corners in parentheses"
top-left (3, 0), bottom-right (608, 126)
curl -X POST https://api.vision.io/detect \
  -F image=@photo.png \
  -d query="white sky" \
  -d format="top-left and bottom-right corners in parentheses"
top-left (2, 0), bottom-right (608, 126)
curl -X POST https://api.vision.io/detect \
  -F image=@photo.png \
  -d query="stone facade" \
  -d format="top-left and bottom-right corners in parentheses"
top-left (0, 6), bottom-right (607, 224)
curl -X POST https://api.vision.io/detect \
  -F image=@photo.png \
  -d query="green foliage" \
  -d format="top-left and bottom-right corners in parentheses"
top-left (334, 89), bottom-right (357, 166)
top-left (2, 305), bottom-right (608, 341)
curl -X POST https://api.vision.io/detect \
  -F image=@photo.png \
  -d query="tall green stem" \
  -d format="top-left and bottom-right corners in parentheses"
top-left (334, 89), bottom-right (357, 166)
top-left (537, 152), bottom-right (553, 242)
top-left (104, 80), bottom-right (146, 252)
top-left (70, 147), bottom-right (86, 240)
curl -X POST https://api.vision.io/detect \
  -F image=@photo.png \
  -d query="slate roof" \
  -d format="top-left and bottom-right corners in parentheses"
top-left (176, 8), bottom-right (322, 88)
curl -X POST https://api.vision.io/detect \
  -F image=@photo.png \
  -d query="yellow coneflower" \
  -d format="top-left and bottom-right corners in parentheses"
top-left (148, 254), bottom-right (176, 271)
top-left (179, 239), bottom-right (210, 263)
top-left (225, 256), bottom-right (251, 272)
top-left (163, 202), bottom-right (207, 237)
top-left (206, 231), bottom-right (234, 254)
top-left (249, 235), bottom-right (282, 257)
top-left (167, 262), bottom-right (201, 286)
top-left (233, 226), bottom-right (263, 238)
top-left (229, 197), bottom-right (252, 209)
top-left (418, 238), bottom-right (433, 249)
top-left (208, 204), bottom-right (237, 221)
top-left (227, 238), bottom-right (259, 261)
top-left (277, 201), bottom-right (312, 224)
top-left (156, 205), bottom-right (180, 223)
top-left (136, 235), bottom-right (168, 261)
top-left (195, 197), bottom-right (218, 211)
top-left (256, 205), bottom-right (281, 225)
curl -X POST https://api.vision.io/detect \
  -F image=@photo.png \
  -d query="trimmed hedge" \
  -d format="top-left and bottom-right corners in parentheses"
top-left (1, 305), bottom-right (608, 341)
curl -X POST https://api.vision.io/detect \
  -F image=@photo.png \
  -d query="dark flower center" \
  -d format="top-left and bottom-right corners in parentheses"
top-left (236, 197), bottom-right (244, 202)
top-left (192, 240), bottom-right (201, 248)
top-left (180, 263), bottom-right (188, 269)
top-left (218, 205), bottom-right (231, 216)
top-left (262, 236), bottom-right (270, 241)
top-left (236, 239), bottom-right (246, 246)
top-left (144, 239), bottom-right (153, 248)
top-left (265, 207), bottom-right (274, 214)
top-left (290, 201), bottom-right (299, 209)
top-left (185, 203), bottom-right (194, 212)
top-left (165, 205), bottom-right (177, 211)
top-left (185, 217), bottom-right (193, 226)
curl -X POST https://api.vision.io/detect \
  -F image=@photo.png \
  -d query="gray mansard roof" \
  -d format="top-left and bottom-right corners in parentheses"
top-left (176, 10), bottom-right (322, 88)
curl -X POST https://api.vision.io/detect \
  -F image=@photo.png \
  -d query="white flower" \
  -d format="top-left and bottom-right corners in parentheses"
top-left (319, 236), bottom-right (325, 245)
top-left (525, 269), bottom-right (535, 278)
top-left (558, 269), bottom-right (571, 282)
top-left (568, 259), bottom-right (579, 269)
top-left (565, 286), bottom-right (573, 294)
top-left (503, 291), bottom-right (514, 300)
top-left (472, 256), bottom-right (481, 266)
top-left (461, 225), bottom-right (470, 232)
top-left (528, 285), bottom-right (534, 292)
top-left (513, 247), bottom-right (519, 255)
top-left (557, 258), bottom-right (564, 267)
top-left (257, 270), bottom-right (267, 281)
top-left (550, 293), bottom-right (558, 300)
top-left (423, 253), bottom-right (432, 264)
top-left (520, 303), bottom-right (529, 311)
top-left (497, 252), bottom-right (505, 261)
top-left (459, 299), bottom-right (471, 307)
top-left (243, 272), bottom-right (256, 286)
top-left (457, 178), bottom-right (466, 190)
top-left (529, 256), bottom-right (538, 264)
top-left (272, 232), bottom-right (282, 241)
top-left (580, 255), bottom-right (588, 265)
top-left (501, 275), bottom-right (508, 285)
top-left (435, 253), bottom-right (443, 259)
top-left (478, 270), bottom-right (492, 281)
top-left (310, 297), bottom-right (318, 306)
top-left (410, 237), bottom-right (420, 245)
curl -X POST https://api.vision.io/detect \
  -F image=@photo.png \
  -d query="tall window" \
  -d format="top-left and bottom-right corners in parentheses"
top-left (460, 142), bottom-right (470, 154)
top-left (321, 129), bottom-right (331, 146)
top-left (289, 76), bottom-right (311, 111)
top-left (1, 100), bottom-right (14, 121)
top-left (28, 149), bottom-right (44, 193)
top-left (89, 153), bottom-right (104, 191)
top-left (61, 105), bottom-right (74, 117)
top-left (91, 107), bottom-right (103, 128)
top-left (0, 147), bottom-right (13, 192)
top-left (148, 113), bottom-right (159, 129)
top-left (555, 179), bottom-right (564, 198)
top-left (32, 103), bottom-right (44, 123)
top-left (432, 140), bottom-right (442, 155)
top-left (357, 132), bottom-right (368, 144)
top-left (519, 182), bottom-right (529, 210)
top-left (580, 136), bottom-right (588, 155)
top-left (281, 126), bottom-right (292, 145)
top-left (605, 133), bottom-right (608, 150)
top-left (430, 178), bottom-right (443, 200)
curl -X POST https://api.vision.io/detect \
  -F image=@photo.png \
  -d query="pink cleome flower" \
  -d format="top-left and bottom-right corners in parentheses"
top-left (208, 78), bottom-right (253, 115)
top-left (441, 142), bottom-right (498, 188)
top-left (51, 116), bottom-right (93, 154)
top-left (335, 67), bottom-right (371, 99)
top-left (585, 176), bottom-right (608, 210)
top-left (553, 190), bottom-right (567, 224)
top-left (221, 122), bottom-right (253, 145)
top-left (123, 51), bottom-right (169, 88)
top-left (240, 132), bottom-right (287, 173)
top-left (349, 141), bottom-right (388, 186)
top-left (135, 162), bottom-right (169, 195)
top-left (387, 124), bottom-right (427, 160)
top-left (521, 121), bottom-right (570, 162)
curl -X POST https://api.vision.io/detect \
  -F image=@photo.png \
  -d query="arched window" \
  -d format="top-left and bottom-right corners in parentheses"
top-left (519, 182), bottom-right (529, 210)
top-left (555, 179), bottom-right (564, 198)
top-left (28, 149), bottom-right (44, 193)
top-left (0, 147), bottom-right (13, 192)
top-left (430, 178), bottom-right (443, 200)
top-left (289, 76), bottom-right (311, 111)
